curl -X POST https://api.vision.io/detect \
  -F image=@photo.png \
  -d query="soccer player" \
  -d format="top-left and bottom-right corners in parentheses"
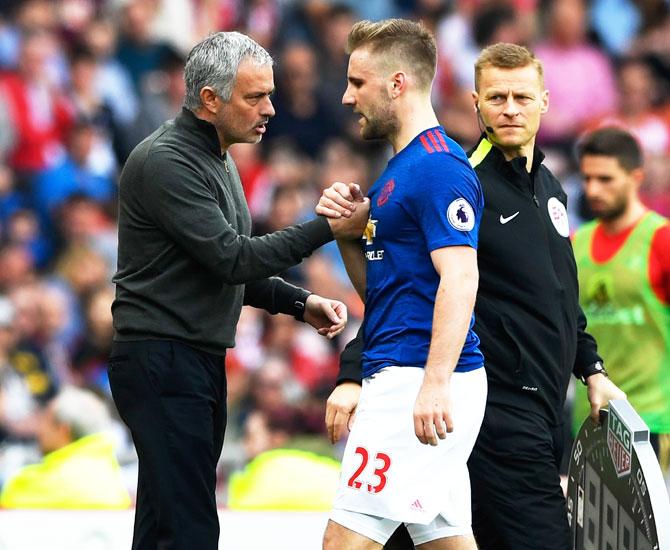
top-left (318, 19), bottom-right (486, 549)
top-left (573, 127), bottom-right (670, 476)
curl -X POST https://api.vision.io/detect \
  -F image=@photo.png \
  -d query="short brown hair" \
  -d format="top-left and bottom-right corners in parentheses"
top-left (346, 19), bottom-right (437, 90)
top-left (577, 127), bottom-right (643, 171)
top-left (474, 43), bottom-right (544, 91)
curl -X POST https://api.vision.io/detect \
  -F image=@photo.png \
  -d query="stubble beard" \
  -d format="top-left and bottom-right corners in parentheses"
top-left (361, 101), bottom-right (399, 141)
top-left (217, 106), bottom-right (259, 146)
top-left (593, 197), bottom-right (628, 222)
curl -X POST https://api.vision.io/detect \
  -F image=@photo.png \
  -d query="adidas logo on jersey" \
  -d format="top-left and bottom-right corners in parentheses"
top-left (410, 499), bottom-right (424, 512)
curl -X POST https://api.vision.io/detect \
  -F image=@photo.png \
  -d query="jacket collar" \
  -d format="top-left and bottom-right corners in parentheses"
top-left (470, 133), bottom-right (545, 181)
top-left (175, 107), bottom-right (223, 158)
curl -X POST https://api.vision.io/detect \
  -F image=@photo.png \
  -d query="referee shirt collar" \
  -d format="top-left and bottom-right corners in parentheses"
top-left (474, 133), bottom-right (545, 180)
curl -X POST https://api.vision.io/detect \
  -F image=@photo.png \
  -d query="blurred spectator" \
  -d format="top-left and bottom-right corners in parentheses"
top-left (12, 0), bottom-right (57, 35)
top-left (66, 45), bottom-right (117, 175)
top-left (114, 0), bottom-right (173, 95)
top-left (0, 385), bottom-right (131, 508)
top-left (0, 244), bottom-right (35, 293)
top-left (473, 5), bottom-right (522, 49)
top-left (274, 0), bottom-right (328, 47)
top-left (0, 30), bottom-right (73, 178)
top-left (535, 0), bottom-right (617, 148)
top-left (149, 0), bottom-right (198, 55)
top-left (83, 17), bottom-right (138, 126)
top-left (590, 0), bottom-right (641, 56)
top-left (56, 0), bottom-right (97, 44)
top-left (71, 285), bottom-right (114, 391)
top-left (35, 283), bottom-right (77, 384)
top-left (587, 57), bottom-right (670, 156)
top-left (256, 185), bottom-right (308, 234)
top-left (263, 314), bottom-right (338, 391)
top-left (0, 1), bottom-right (59, 71)
top-left (53, 194), bottom-right (118, 278)
top-left (5, 209), bottom-right (51, 268)
top-left (227, 306), bottom-right (265, 373)
top-left (235, 356), bottom-right (304, 429)
top-left (0, 294), bottom-right (56, 445)
top-left (119, 45), bottom-right (185, 158)
top-left (0, 98), bottom-right (15, 157)
top-left (315, 4), bottom-right (357, 124)
top-left (264, 42), bottom-right (342, 158)
top-left (583, 56), bottom-right (670, 217)
top-left (435, 0), bottom-right (480, 92)
top-left (227, 408), bottom-right (340, 510)
top-left (437, 4), bottom-right (525, 146)
top-left (32, 121), bottom-right (116, 237)
top-left (230, 142), bottom-right (274, 220)
top-left (0, 164), bottom-right (27, 228)
top-left (241, 0), bottom-right (281, 50)
top-left (0, 11), bottom-right (20, 69)
top-left (249, 142), bottom-right (314, 222)
top-left (630, 0), bottom-right (670, 65)
top-left (253, 181), bottom-right (317, 287)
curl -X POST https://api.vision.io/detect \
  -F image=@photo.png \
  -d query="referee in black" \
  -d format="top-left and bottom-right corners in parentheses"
top-left (109, 32), bottom-right (368, 550)
top-left (321, 43), bottom-right (625, 549)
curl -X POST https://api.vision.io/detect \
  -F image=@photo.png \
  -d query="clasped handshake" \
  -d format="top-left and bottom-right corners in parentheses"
top-left (317, 181), bottom-right (370, 240)
top-left (299, 182), bottom-right (369, 342)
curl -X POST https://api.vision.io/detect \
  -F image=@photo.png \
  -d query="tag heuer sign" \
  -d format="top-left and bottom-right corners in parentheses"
top-left (567, 400), bottom-right (670, 550)
top-left (607, 405), bottom-right (632, 477)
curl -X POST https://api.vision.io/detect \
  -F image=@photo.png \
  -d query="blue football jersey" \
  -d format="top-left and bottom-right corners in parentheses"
top-left (361, 126), bottom-right (484, 378)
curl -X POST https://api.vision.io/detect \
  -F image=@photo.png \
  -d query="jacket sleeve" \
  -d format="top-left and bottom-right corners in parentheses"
top-left (337, 325), bottom-right (363, 385)
top-left (243, 277), bottom-right (311, 320)
top-left (141, 152), bottom-right (333, 284)
top-left (572, 305), bottom-right (604, 379)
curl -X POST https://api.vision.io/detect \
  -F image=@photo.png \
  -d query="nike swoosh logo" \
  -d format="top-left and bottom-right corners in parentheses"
top-left (499, 212), bottom-right (520, 224)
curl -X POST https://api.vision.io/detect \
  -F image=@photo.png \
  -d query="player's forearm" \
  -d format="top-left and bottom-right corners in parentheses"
top-left (337, 239), bottom-right (366, 301)
top-left (424, 266), bottom-right (478, 382)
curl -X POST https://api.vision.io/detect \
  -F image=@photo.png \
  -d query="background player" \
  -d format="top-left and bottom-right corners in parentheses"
top-left (573, 127), bottom-right (670, 483)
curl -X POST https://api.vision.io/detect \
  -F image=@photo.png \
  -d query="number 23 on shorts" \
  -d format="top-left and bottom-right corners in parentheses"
top-left (347, 446), bottom-right (392, 494)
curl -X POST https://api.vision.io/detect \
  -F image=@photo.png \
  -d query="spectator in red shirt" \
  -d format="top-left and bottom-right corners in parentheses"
top-left (0, 31), bottom-right (73, 178)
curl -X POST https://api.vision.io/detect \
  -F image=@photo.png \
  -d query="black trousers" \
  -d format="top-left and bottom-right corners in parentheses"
top-left (109, 339), bottom-right (227, 550)
top-left (469, 402), bottom-right (571, 550)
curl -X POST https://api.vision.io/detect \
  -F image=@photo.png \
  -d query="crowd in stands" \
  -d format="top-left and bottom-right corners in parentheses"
top-left (0, 0), bottom-right (668, 508)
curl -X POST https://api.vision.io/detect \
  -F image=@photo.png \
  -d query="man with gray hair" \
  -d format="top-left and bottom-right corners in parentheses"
top-left (109, 31), bottom-right (368, 549)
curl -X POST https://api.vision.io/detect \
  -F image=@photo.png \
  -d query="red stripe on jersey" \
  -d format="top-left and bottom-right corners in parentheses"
top-left (436, 131), bottom-right (450, 152)
top-left (419, 135), bottom-right (434, 153)
top-left (427, 131), bottom-right (443, 152)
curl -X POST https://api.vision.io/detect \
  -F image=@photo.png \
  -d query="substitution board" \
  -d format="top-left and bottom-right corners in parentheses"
top-left (568, 399), bottom-right (670, 549)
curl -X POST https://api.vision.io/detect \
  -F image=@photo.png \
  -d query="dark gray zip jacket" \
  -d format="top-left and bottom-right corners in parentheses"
top-left (113, 108), bottom-right (333, 355)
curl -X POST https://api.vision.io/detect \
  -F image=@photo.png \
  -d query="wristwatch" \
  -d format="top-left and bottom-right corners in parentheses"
top-left (580, 360), bottom-right (608, 385)
top-left (292, 292), bottom-right (311, 322)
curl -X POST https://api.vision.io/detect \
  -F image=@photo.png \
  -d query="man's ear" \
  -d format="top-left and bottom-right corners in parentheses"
top-left (540, 89), bottom-right (549, 114)
top-left (631, 167), bottom-right (645, 188)
top-left (388, 71), bottom-right (406, 99)
top-left (200, 87), bottom-right (219, 114)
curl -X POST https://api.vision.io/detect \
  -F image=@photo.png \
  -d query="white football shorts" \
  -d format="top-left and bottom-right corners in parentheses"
top-left (330, 366), bottom-right (487, 545)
